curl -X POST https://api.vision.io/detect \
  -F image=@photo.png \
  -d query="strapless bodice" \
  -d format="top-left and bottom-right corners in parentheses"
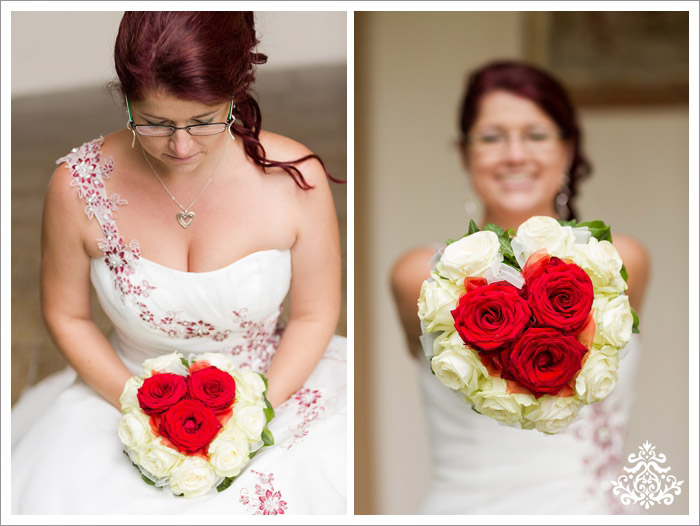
top-left (90, 249), bottom-right (291, 374)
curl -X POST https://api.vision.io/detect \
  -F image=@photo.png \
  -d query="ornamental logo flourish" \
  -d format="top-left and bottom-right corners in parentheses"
top-left (610, 441), bottom-right (684, 509)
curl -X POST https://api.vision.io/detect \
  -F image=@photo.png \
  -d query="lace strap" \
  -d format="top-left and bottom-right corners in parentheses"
top-left (56, 136), bottom-right (126, 233)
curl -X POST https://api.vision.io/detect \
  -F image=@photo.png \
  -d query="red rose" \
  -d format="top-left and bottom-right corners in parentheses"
top-left (159, 399), bottom-right (222, 454)
top-left (137, 373), bottom-right (188, 415)
top-left (523, 255), bottom-right (593, 335)
top-left (188, 366), bottom-right (236, 412)
top-left (501, 327), bottom-right (587, 398)
top-left (451, 282), bottom-right (531, 353)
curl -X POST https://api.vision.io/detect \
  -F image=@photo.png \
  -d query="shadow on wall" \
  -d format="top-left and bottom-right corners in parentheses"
top-left (11, 64), bottom-right (347, 405)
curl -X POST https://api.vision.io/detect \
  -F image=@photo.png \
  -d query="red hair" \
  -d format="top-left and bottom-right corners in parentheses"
top-left (113, 12), bottom-right (341, 188)
top-left (458, 60), bottom-right (591, 221)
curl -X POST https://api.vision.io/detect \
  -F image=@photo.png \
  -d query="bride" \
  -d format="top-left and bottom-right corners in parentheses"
top-left (12, 12), bottom-right (346, 514)
top-left (391, 61), bottom-right (649, 514)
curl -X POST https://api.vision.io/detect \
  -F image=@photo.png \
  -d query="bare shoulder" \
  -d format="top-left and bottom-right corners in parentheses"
top-left (258, 130), bottom-right (328, 188)
top-left (612, 233), bottom-right (650, 312)
top-left (391, 246), bottom-right (438, 302)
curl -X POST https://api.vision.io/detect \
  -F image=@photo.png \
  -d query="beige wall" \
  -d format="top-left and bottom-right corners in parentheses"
top-left (355, 12), bottom-right (689, 515)
top-left (11, 11), bottom-right (346, 97)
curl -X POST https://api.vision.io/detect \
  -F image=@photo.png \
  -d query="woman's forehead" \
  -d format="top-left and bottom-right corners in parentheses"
top-left (132, 90), bottom-right (226, 118)
top-left (473, 91), bottom-right (556, 128)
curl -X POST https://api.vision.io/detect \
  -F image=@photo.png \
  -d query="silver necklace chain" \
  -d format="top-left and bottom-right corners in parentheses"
top-left (141, 140), bottom-right (228, 228)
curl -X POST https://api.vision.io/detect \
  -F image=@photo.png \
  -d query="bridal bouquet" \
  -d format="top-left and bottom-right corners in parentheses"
top-left (118, 351), bottom-right (274, 497)
top-left (418, 216), bottom-right (638, 434)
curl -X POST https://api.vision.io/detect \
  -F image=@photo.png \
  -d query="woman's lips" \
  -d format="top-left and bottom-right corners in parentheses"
top-left (496, 172), bottom-right (537, 191)
top-left (165, 152), bottom-right (199, 163)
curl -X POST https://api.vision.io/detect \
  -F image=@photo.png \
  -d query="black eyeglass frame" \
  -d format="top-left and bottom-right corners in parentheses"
top-left (125, 98), bottom-right (235, 137)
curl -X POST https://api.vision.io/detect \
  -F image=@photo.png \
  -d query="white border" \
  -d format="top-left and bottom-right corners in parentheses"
top-left (2, 1), bottom-right (698, 525)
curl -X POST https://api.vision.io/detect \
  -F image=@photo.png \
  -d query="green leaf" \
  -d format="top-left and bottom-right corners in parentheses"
top-left (180, 356), bottom-right (190, 368)
top-left (620, 264), bottom-right (629, 282)
top-left (631, 307), bottom-right (640, 334)
top-left (483, 223), bottom-right (505, 236)
top-left (445, 237), bottom-right (456, 246)
top-left (557, 219), bottom-right (577, 227)
top-left (467, 219), bottom-right (480, 236)
top-left (576, 220), bottom-right (612, 242)
top-left (141, 474), bottom-right (156, 486)
top-left (263, 404), bottom-right (275, 424)
top-left (481, 222), bottom-right (521, 272)
top-left (261, 426), bottom-right (274, 446)
top-left (217, 477), bottom-right (235, 492)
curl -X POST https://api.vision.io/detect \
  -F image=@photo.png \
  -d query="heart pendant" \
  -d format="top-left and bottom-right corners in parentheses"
top-left (176, 211), bottom-right (195, 228)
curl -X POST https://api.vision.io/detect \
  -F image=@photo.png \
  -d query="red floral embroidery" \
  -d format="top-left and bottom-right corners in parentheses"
top-left (280, 388), bottom-right (326, 450)
top-left (569, 400), bottom-right (632, 514)
top-left (239, 471), bottom-right (288, 515)
top-left (226, 308), bottom-right (283, 371)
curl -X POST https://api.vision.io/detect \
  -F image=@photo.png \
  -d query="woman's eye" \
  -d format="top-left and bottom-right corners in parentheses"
top-left (527, 132), bottom-right (550, 142)
top-left (480, 134), bottom-right (504, 144)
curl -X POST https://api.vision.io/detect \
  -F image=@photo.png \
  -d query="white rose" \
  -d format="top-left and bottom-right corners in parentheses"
top-left (119, 375), bottom-right (144, 412)
top-left (190, 352), bottom-right (236, 374)
top-left (117, 410), bottom-right (154, 450)
top-left (169, 456), bottom-right (219, 498)
top-left (232, 370), bottom-right (267, 404)
top-left (208, 429), bottom-right (251, 478)
top-left (570, 238), bottom-right (626, 293)
top-left (234, 405), bottom-right (267, 441)
top-left (575, 346), bottom-right (619, 404)
top-left (511, 216), bottom-right (577, 267)
top-left (137, 441), bottom-right (184, 478)
top-left (523, 395), bottom-right (581, 434)
top-left (435, 230), bottom-right (502, 282)
top-left (431, 333), bottom-right (487, 395)
top-left (592, 295), bottom-right (633, 349)
top-left (418, 277), bottom-right (462, 333)
top-left (470, 377), bottom-right (534, 426)
top-left (142, 351), bottom-right (189, 376)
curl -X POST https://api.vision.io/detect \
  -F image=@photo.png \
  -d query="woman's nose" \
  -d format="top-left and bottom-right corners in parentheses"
top-left (502, 135), bottom-right (529, 162)
top-left (168, 129), bottom-right (193, 157)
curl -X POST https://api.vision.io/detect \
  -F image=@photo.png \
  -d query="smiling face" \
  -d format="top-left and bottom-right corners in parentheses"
top-left (129, 90), bottom-right (232, 175)
top-left (463, 90), bottom-right (573, 219)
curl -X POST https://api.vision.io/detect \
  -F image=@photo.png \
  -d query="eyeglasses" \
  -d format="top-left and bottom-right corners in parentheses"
top-left (126, 98), bottom-right (235, 137)
top-left (466, 127), bottom-right (563, 158)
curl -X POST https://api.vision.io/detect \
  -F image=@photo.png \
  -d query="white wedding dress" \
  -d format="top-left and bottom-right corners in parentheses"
top-left (11, 137), bottom-right (347, 515)
top-left (419, 333), bottom-right (641, 515)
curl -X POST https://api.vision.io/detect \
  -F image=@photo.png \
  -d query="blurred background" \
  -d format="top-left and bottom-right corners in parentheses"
top-left (355, 11), bottom-right (690, 515)
top-left (10, 11), bottom-right (347, 405)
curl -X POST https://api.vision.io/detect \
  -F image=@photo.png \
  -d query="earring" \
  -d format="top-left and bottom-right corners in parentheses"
top-left (127, 121), bottom-right (136, 149)
top-left (556, 174), bottom-right (570, 219)
top-left (228, 115), bottom-right (236, 142)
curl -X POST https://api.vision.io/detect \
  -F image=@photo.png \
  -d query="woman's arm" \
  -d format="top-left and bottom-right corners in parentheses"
top-left (262, 149), bottom-right (341, 408)
top-left (612, 233), bottom-right (650, 314)
top-left (390, 247), bottom-right (436, 358)
top-left (40, 164), bottom-right (133, 410)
